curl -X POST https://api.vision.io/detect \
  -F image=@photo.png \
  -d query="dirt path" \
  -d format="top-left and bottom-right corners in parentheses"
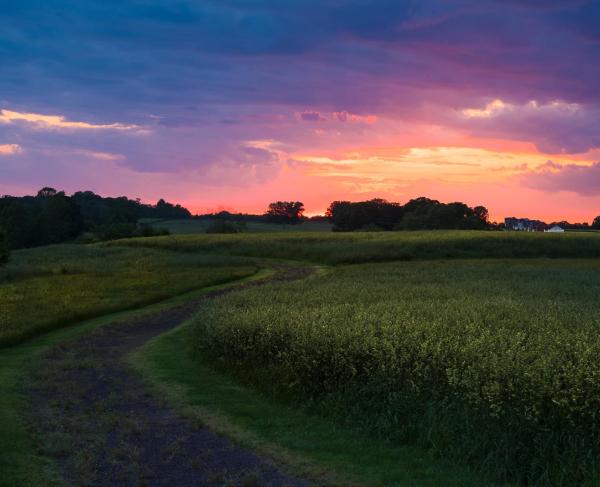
top-left (24, 267), bottom-right (313, 487)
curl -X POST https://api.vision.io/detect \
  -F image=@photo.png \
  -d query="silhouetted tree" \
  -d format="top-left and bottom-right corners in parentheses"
top-left (592, 216), bottom-right (600, 229)
top-left (0, 188), bottom-right (189, 249)
top-left (154, 198), bottom-right (192, 219)
top-left (37, 187), bottom-right (58, 198)
top-left (38, 191), bottom-right (83, 244)
top-left (327, 199), bottom-right (403, 231)
top-left (72, 191), bottom-right (138, 229)
top-left (472, 206), bottom-right (490, 228)
top-left (265, 201), bottom-right (305, 224)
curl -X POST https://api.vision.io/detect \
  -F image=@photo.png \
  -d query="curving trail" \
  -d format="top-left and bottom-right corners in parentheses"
top-left (24, 267), bottom-right (313, 487)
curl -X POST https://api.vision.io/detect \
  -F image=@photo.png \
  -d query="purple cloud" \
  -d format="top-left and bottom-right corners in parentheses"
top-left (299, 111), bottom-right (326, 122)
top-left (459, 100), bottom-right (600, 154)
top-left (521, 161), bottom-right (600, 196)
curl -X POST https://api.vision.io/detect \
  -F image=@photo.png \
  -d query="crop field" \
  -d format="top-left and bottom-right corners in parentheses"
top-left (0, 244), bottom-right (256, 347)
top-left (192, 258), bottom-right (600, 486)
top-left (109, 230), bottom-right (600, 264)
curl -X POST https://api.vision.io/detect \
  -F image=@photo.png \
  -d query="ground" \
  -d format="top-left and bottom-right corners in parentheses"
top-left (2, 230), bottom-right (599, 486)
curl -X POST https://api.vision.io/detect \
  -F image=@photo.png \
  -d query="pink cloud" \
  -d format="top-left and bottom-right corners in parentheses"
top-left (520, 160), bottom-right (600, 196)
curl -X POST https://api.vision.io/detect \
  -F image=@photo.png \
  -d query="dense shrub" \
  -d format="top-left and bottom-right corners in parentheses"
top-left (192, 260), bottom-right (600, 486)
top-left (0, 227), bottom-right (8, 265)
top-left (205, 220), bottom-right (244, 234)
top-left (92, 222), bottom-right (169, 241)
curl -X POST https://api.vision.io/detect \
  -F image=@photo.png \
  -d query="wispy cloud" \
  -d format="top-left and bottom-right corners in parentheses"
top-left (0, 144), bottom-right (22, 155)
top-left (0, 110), bottom-right (144, 132)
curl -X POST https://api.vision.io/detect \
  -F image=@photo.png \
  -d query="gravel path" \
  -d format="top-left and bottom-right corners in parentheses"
top-left (24, 267), bottom-right (313, 487)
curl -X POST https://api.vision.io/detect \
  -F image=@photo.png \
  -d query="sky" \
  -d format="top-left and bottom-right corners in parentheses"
top-left (1, 0), bottom-right (600, 221)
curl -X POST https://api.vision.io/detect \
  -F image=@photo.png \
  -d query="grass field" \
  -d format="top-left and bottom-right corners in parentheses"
top-left (191, 259), bottom-right (600, 486)
top-left (108, 230), bottom-right (600, 264)
top-left (0, 244), bottom-right (256, 347)
top-left (139, 218), bottom-right (332, 234)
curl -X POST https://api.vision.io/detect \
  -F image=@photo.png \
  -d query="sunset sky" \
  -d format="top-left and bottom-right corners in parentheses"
top-left (1, 1), bottom-right (600, 221)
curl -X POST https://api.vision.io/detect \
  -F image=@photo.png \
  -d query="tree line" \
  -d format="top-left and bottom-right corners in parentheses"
top-left (3, 189), bottom-right (600, 264)
top-left (193, 199), bottom-right (490, 231)
top-left (0, 187), bottom-right (191, 251)
top-left (325, 197), bottom-right (490, 231)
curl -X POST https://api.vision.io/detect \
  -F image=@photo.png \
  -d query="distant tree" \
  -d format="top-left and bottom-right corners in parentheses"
top-left (473, 206), bottom-right (489, 225)
top-left (38, 191), bottom-right (83, 244)
top-left (0, 225), bottom-right (8, 265)
top-left (265, 201), bottom-right (305, 224)
top-left (72, 191), bottom-right (137, 229)
top-left (327, 199), bottom-right (403, 231)
top-left (154, 198), bottom-right (192, 219)
top-left (592, 216), bottom-right (600, 229)
top-left (36, 187), bottom-right (58, 198)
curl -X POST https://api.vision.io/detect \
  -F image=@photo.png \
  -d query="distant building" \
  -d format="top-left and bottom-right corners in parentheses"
top-left (545, 225), bottom-right (565, 233)
top-left (505, 217), bottom-right (546, 232)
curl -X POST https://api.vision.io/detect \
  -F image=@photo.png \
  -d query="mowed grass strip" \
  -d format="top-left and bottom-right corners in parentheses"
top-left (131, 321), bottom-right (503, 487)
top-left (0, 269), bottom-right (272, 487)
top-left (107, 230), bottom-right (600, 264)
top-left (191, 259), bottom-right (600, 486)
top-left (0, 244), bottom-right (257, 347)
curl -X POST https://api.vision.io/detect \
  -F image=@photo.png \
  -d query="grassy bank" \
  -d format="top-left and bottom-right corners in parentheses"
top-left (0, 244), bottom-right (256, 347)
top-left (107, 230), bottom-right (600, 264)
top-left (191, 259), bottom-right (600, 486)
top-left (131, 320), bottom-right (503, 487)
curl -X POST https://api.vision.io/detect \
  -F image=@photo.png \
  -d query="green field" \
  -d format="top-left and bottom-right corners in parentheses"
top-left (0, 244), bottom-right (256, 347)
top-left (191, 259), bottom-right (600, 486)
top-left (139, 218), bottom-right (332, 234)
top-left (110, 230), bottom-right (600, 264)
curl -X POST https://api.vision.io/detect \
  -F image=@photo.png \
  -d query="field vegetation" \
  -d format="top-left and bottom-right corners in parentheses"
top-left (5, 229), bottom-right (600, 486)
top-left (110, 230), bottom-right (600, 264)
top-left (139, 217), bottom-right (333, 234)
top-left (0, 244), bottom-right (256, 347)
top-left (191, 259), bottom-right (600, 485)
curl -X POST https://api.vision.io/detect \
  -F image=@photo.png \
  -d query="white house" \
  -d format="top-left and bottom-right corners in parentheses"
top-left (545, 225), bottom-right (565, 233)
